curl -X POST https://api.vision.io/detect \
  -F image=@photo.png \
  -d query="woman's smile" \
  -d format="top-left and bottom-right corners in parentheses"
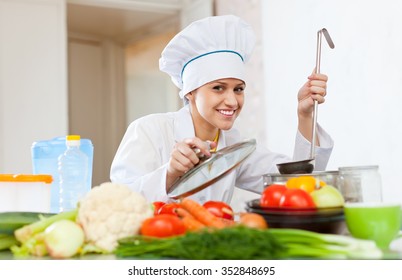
top-left (217, 109), bottom-right (236, 117)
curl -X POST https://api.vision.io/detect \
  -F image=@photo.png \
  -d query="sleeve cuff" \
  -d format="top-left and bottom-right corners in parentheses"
top-left (293, 123), bottom-right (334, 170)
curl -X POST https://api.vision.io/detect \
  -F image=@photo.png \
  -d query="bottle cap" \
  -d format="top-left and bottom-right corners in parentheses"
top-left (66, 135), bottom-right (81, 147)
top-left (67, 135), bottom-right (80, 141)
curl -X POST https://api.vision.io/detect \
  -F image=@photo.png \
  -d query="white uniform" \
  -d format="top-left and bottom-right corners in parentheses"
top-left (110, 105), bottom-right (333, 204)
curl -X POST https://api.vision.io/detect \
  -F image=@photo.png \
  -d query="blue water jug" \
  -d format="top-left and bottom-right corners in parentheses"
top-left (31, 136), bottom-right (93, 213)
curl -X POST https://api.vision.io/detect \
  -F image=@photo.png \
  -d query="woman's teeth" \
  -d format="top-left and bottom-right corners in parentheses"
top-left (218, 110), bottom-right (235, 116)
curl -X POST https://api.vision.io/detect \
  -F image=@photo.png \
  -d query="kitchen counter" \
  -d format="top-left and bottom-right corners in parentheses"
top-left (0, 251), bottom-right (117, 260)
top-left (1, 236), bottom-right (402, 260)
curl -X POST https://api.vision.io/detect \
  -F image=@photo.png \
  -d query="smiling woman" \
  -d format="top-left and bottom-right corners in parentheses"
top-left (110, 15), bottom-right (334, 206)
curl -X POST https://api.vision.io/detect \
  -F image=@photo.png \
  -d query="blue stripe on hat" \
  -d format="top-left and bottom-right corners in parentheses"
top-left (180, 50), bottom-right (244, 81)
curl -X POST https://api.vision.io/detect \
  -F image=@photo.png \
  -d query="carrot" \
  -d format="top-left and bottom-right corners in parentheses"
top-left (175, 208), bottom-right (206, 232)
top-left (175, 207), bottom-right (194, 219)
top-left (180, 198), bottom-right (226, 229)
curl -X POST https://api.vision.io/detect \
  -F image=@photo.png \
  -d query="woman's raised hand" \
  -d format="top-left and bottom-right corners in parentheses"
top-left (297, 69), bottom-right (328, 118)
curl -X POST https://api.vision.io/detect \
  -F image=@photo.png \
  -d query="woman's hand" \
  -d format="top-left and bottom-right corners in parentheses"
top-left (166, 138), bottom-right (216, 190)
top-left (297, 69), bottom-right (328, 143)
top-left (298, 70), bottom-right (328, 117)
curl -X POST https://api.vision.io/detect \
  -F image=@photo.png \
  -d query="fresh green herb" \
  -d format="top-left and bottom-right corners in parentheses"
top-left (116, 226), bottom-right (284, 260)
top-left (115, 227), bottom-right (383, 260)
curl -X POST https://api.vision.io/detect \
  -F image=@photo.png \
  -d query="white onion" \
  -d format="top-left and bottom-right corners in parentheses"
top-left (44, 220), bottom-right (84, 258)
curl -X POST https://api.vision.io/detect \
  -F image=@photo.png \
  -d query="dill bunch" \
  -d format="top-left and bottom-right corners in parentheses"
top-left (116, 226), bottom-right (284, 260)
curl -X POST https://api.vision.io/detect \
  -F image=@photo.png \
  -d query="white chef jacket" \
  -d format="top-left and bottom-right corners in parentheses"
top-left (110, 105), bottom-right (333, 204)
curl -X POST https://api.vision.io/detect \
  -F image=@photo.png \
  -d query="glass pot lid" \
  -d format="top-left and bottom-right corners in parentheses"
top-left (167, 139), bottom-right (257, 200)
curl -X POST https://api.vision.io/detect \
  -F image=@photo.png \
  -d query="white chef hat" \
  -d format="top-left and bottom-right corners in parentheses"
top-left (159, 15), bottom-right (255, 99)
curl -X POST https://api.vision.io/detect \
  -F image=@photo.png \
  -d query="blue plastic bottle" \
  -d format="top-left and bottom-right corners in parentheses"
top-left (31, 136), bottom-right (93, 213)
top-left (58, 135), bottom-right (89, 212)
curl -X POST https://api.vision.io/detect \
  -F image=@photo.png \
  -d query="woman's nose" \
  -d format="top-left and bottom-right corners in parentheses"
top-left (224, 91), bottom-right (238, 106)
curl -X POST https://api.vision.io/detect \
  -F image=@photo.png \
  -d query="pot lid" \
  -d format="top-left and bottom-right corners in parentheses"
top-left (167, 139), bottom-right (256, 200)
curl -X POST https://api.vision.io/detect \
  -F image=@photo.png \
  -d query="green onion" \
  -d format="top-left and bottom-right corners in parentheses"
top-left (268, 228), bottom-right (382, 259)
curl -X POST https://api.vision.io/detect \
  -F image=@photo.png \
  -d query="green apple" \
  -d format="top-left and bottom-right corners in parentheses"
top-left (310, 185), bottom-right (345, 208)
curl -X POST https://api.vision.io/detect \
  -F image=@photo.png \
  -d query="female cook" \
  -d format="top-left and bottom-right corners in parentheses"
top-left (110, 15), bottom-right (333, 204)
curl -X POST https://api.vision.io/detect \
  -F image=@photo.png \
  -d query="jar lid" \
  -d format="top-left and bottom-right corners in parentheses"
top-left (338, 165), bottom-right (379, 172)
top-left (0, 174), bottom-right (53, 184)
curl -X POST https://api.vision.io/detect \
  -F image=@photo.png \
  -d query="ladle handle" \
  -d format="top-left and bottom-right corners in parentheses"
top-left (310, 31), bottom-right (323, 159)
top-left (310, 100), bottom-right (318, 159)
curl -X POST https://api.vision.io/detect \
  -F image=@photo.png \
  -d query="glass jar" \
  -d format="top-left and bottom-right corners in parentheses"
top-left (338, 165), bottom-right (382, 203)
top-left (263, 171), bottom-right (339, 188)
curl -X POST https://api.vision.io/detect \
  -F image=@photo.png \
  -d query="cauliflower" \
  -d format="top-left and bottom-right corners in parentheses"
top-left (77, 182), bottom-right (153, 252)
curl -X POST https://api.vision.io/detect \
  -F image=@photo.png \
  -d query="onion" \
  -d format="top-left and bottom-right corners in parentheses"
top-left (44, 220), bottom-right (84, 258)
top-left (239, 213), bottom-right (268, 229)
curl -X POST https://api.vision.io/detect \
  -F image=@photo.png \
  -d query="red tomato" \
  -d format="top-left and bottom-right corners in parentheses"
top-left (203, 201), bottom-right (234, 220)
top-left (152, 201), bottom-right (166, 216)
top-left (140, 214), bottom-right (186, 238)
top-left (260, 184), bottom-right (287, 207)
top-left (279, 188), bottom-right (316, 208)
top-left (157, 203), bottom-right (182, 216)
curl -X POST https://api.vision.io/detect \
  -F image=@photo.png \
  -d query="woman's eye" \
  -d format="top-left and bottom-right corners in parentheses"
top-left (234, 87), bottom-right (245, 93)
top-left (212, 85), bottom-right (224, 91)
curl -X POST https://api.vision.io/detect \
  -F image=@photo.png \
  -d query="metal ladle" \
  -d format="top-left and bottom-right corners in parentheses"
top-left (277, 28), bottom-right (335, 174)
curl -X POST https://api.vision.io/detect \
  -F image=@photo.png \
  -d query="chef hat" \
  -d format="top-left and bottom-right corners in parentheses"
top-left (159, 15), bottom-right (255, 99)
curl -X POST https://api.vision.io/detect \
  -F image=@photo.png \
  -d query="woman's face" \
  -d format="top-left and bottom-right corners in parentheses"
top-left (187, 78), bottom-right (245, 131)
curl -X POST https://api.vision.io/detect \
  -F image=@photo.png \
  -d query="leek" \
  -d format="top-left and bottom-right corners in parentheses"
top-left (14, 210), bottom-right (77, 243)
top-left (0, 234), bottom-right (18, 251)
top-left (11, 210), bottom-right (78, 257)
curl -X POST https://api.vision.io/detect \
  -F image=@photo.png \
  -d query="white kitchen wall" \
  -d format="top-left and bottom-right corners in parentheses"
top-left (125, 32), bottom-right (180, 124)
top-left (0, 0), bottom-right (68, 173)
top-left (262, 0), bottom-right (402, 203)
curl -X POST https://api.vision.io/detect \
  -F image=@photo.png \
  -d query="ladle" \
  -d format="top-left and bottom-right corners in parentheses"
top-left (277, 28), bottom-right (335, 174)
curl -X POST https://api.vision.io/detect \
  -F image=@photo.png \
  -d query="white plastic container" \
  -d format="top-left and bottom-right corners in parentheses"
top-left (0, 174), bottom-right (52, 212)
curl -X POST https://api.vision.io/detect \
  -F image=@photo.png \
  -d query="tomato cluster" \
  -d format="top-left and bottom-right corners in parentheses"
top-left (260, 176), bottom-right (344, 209)
top-left (260, 175), bottom-right (322, 208)
top-left (143, 200), bottom-right (234, 238)
top-left (261, 184), bottom-right (316, 208)
top-left (140, 214), bottom-right (186, 238)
